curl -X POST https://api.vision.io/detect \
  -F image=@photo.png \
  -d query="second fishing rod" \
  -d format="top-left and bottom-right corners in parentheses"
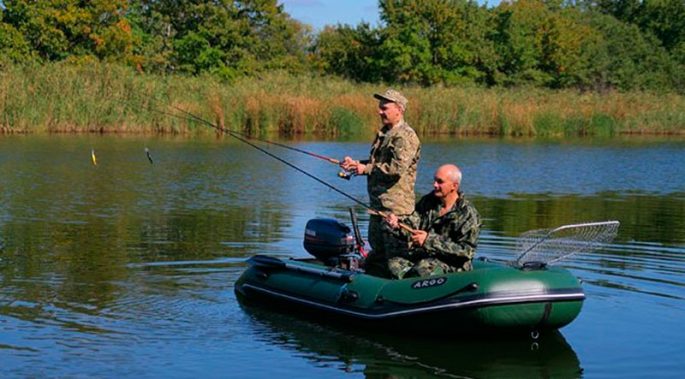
top-left (145, 101), bottom-right (369, 205)
top-left (145, 100), bottom-right (357, 180)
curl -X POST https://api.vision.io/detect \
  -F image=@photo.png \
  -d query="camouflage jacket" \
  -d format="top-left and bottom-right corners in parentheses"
top-left (402, 191), bottom-right (481, 270)
top-left (363, 120), bottom-right (420, 215)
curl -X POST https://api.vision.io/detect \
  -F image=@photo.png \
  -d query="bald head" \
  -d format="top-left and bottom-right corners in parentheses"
top-left (436, 164), bottom-right (462, 186)
top-left (432, 164), bottom-right (462, 201)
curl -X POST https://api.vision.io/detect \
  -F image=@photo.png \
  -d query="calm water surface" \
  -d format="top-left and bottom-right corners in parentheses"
top-left (1, 135), bottom-right (684, 378)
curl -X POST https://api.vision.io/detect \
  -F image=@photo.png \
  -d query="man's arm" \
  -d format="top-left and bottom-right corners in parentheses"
top-left (421, 209), bottom-right (480, 262)
top-left (363, 132), bottom-right (419, 178)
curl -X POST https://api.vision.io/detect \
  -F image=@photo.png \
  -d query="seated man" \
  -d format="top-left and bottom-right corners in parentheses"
top-left (385, 164), bottom-right (481, 279)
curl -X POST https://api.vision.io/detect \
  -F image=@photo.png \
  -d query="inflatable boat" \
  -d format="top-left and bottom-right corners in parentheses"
top-left (235, 217), bottom-right (619, 335)
top-left (235, 254), bottom-right (584, 334)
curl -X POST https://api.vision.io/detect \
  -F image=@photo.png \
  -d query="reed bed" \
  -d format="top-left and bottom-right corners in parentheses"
top-left (1, 62), bottom-right (683, 137)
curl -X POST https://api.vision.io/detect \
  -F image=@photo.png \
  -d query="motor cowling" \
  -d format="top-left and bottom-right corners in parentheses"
top-left (303, 218), bottom-right (355, 263)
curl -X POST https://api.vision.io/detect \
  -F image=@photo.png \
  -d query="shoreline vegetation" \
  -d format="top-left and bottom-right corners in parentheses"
top-left (2, 1), bottom-right (684, 139)
top-left (2, 62), bottom-right (684, 138)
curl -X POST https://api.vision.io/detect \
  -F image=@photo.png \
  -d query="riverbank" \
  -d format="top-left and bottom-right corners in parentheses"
top-left (2, 62), bottom-right (683, 137)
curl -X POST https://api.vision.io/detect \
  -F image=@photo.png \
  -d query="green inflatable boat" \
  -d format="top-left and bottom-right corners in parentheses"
top-left (235, 217), bottom-right (619, 335)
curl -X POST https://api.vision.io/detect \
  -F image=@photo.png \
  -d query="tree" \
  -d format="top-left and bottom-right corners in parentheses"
top-left (377, 0), bottom-right (495, 85)
top-left (311, 23), bottom-right (383, 82)
top-left (584, 0), bottom-right (685, 53)
top-left (1, 0), bottom-right (133, 62)
top-left (491, 0), bottom-right (595, 87)
top-left (0, 8), bottom-right (34, 64)
top-left (637, 0), bottom-right (685, 52)
top-left (129, 0), bottom-right (309, 77)
top-left (579, 10), bottom-right (677, 91)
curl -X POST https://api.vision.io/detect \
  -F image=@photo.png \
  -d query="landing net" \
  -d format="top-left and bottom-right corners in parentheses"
top-left (515, 221), bottom-right (620, 266)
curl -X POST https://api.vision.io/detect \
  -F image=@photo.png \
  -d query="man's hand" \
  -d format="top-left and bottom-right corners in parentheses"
top-left (354, 163), bottom-right (366, 175)
top-left (410, 230), bottom-right (428, 246)
top-left (384, 213), bottom-right (399, 229)
top-left (340, 156), bottom-right (366, 175)
top-left (340, 156), bottom-right (355, 170)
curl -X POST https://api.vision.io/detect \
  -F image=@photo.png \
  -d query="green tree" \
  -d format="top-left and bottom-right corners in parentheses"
top-left (377, 0), bottom-right (495, 85)
top-left (585, 0), bottom-right (685, 52)
top-left (637, 0), bottom-right (685, 52)
top-left (0, 8), bottom-right (34, 64)
top-left (579, 10), bottom-right (677, 91)
top-left (126, 0), bottom-right (173, 72)
top-left (1, 0), bottom-right (133, 62)
top-left (491, 0), bottom-right (595, 87)
top-left (587, 0), bottom-right (643, 22)
top-left (311, 23), bottom-right (383, 82)
top-left (129, 0), bottom-right (309, 77)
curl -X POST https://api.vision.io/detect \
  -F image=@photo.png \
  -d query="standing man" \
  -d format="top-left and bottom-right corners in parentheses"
top-left (386, 164), bottom-right (481, 279)
top-left (341, 89), bottom-right (421, 277)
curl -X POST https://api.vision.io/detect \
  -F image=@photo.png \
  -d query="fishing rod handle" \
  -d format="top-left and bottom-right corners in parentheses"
top-left (368, 210), bottom-right (416, 233)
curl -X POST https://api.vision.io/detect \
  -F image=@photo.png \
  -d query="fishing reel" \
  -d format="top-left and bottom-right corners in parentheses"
top-left (337, 157), bottom-right (362, 180)
top-left (338, 170), bottom-right (359, 180)
top-left (338, 171), bottom-right (357, 180)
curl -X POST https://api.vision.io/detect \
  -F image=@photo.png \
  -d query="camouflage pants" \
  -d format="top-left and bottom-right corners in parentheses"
top-left (365, 215), bottom-right (411, 278)
top-left (386, 257), bottom-right (449, 279)
top-left (367, 215), bottom-right (386, 258)
top-left (387, 257), bottom-right (472, 279)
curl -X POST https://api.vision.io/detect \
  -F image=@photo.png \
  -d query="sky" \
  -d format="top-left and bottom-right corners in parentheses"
top-left (281, 0), bottom-right (381, 30)
top-left (0, 2), bottom-right (497, 31)
top-left (280, 0), bottom-right (501, 31)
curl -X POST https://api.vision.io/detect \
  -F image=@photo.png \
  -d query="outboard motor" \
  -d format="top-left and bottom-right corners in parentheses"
top-left (303, 218), bottom-right (355, 266)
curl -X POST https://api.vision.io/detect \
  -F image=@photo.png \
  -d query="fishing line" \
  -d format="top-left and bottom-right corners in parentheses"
top-left (129, 98), bottom-right (353, 177)
top-left (137, 101), bottom-right (371, 210)
top-left (170, 103), bottom-right (342, 165)
top-left (130, 97), bottom-right (343, 165)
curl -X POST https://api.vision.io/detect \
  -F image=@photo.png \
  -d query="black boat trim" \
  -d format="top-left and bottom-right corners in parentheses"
top-left (239, 283), bottom-right (585, 320)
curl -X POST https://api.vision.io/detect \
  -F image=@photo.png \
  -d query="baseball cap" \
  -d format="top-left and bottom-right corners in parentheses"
top-left (373, 89), bottom-right (408, 110)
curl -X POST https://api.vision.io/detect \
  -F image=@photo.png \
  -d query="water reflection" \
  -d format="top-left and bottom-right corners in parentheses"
top-left (473, 192), bottom-right (685, 246)
top-left (241, 304), bottom-right (582, 378)
top-left (1, 135), bottom-right (684, 377)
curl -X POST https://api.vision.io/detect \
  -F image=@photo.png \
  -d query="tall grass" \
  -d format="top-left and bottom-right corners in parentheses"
top-left (1, 62), bottom-right (684, 137)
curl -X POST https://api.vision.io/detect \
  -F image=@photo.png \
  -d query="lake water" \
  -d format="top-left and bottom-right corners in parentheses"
top-left (1, 134), bottom-right (684, 378)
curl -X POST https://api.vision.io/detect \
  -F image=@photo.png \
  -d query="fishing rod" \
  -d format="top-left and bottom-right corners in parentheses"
top-left (136, 100), bottom-right (415, 232)
top-left (136, 99), bottom-right (355, 179)
top-left (137, 98), bottom-right (342, 164)
top-left (167, 104), bottom-right (359, 179)
top-left (143, 102), bottom-right (369, 209)
top-left (367, 209), bottom-right (417, 233)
